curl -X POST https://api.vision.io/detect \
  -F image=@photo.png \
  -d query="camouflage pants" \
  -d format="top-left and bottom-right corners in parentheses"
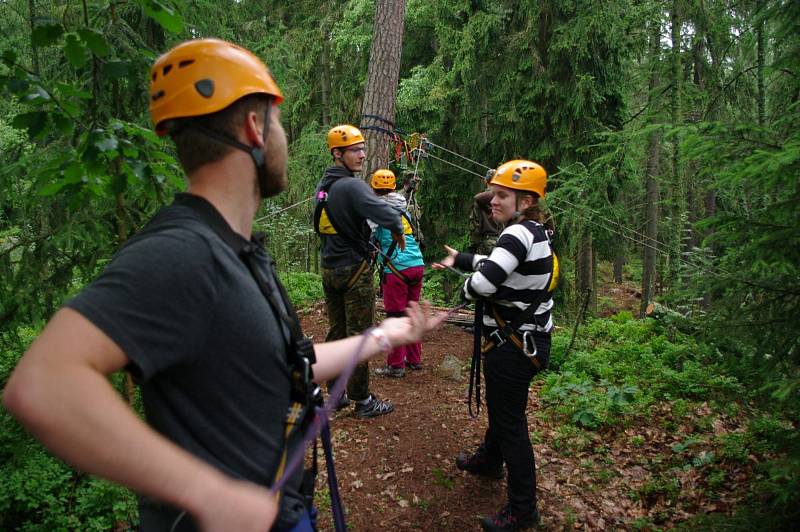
top-left (322, 261), bottom-right (375, 401)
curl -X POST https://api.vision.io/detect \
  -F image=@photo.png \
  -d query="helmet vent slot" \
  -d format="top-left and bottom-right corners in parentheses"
top-left (194, 79), bottom-right (215, 98)
top-left (179, 60), bottom-right (195, 68)
top-left (151, 90), bottom-right (165, 102)
top-left (162, 64), bottom-right (173, 76)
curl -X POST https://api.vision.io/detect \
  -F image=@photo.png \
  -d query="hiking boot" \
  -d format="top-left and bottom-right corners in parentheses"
top-left (333, 393), bottom-right (351, 411)
top-left (455, 445), bottom-right (503, 479)
top-left (405, 361), bottom-right (423, 370)
top-left (354, 394), bottom-right (394, 419)
top-left (375, 365), bottom-right (406, 378)
top-left (480, 505), bottom-right (540, 531)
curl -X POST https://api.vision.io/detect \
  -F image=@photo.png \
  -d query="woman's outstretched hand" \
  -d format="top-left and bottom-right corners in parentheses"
top-left (431, 245), bottom-right (459, 271)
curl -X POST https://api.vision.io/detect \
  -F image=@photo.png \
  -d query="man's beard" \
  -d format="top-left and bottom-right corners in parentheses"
top-left (257, 158), bottom-right (287, 198)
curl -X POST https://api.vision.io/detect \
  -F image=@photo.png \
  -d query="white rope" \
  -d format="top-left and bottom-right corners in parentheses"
top-left (424, 150), bottom-right (486, 178)
top-left (425, 140), bottom-right (493, 170)
top-left (255, 195), bottom-right (314, 223)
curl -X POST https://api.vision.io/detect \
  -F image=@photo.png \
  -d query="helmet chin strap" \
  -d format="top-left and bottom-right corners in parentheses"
top-left (180, 101), bottom-right (273, 198)
top-left (510, 193), bottom-right (522, 222)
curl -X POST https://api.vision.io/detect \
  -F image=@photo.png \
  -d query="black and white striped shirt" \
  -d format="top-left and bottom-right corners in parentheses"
top-left (455, 220), bottom-right (554, 333)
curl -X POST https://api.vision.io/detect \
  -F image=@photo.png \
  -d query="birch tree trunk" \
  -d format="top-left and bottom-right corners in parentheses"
top-left (360, 0), bottom-right (406, 180)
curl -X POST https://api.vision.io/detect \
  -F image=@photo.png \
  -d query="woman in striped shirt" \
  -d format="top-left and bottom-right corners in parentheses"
top-left (435, 160), bottom-right (555, 531)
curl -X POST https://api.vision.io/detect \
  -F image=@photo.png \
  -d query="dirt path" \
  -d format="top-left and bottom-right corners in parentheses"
top-left (299, 290), bottom-right (752, 531)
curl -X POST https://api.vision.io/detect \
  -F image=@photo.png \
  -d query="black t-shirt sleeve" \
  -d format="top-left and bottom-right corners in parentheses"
top-left (67, 229), bottom-right (219, 381)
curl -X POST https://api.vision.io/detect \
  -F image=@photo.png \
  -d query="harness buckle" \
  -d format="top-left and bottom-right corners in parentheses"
top-left (489, 328), bottom-right (506, 348)
top-left (522, 331), bottom-right (538, 359)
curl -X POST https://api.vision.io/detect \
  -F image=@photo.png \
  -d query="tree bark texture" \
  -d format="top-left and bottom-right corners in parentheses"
top-left (671, 1), bottom-right (686, 261)
top-left (576, 230), bottom-right (595, 315)
top-left (360, 0), bottom-right (406, 180)
top-left (28, 0), bottom-right (40, 76)
top-left (756, 0), bottom-right (766, 126)
top-left (640, 18), bottom-right (663, 319)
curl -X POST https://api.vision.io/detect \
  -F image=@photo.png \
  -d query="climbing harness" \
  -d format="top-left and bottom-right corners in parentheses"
top-left (313, 179), bottom-right (374, 289)
top-left (371, 211), bottom-right (423, 287)
top-left (168, 193), bottom-right (339, 532)
top-left (478, 253), bottom-right (555, 368)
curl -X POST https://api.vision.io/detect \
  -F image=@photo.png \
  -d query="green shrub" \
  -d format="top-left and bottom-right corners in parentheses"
top-left (278, 271), bottom-right (324, 309)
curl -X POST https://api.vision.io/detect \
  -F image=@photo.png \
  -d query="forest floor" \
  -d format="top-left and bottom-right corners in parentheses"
top-left (298, 280), bottom-right (754, 531)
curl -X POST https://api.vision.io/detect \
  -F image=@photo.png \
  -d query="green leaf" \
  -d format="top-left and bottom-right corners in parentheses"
top-left (32, 23), bottom-right (64, 47)
top-left (56, 83), bottom-right (92, 100)
top-left (140, 0), bottom-right (185, 34)
top-left (64, 34), bottom-right (90, 68)
top-left (102, 61), bottom-right (130, 80)
top-left (78, 29), bottom-right (110, 57)
top-left (37, 180), bottom-right (65, 196)
top-left (11, 111), bottom-right (48, 138)
top-left (7, 76), bottom-right (29, 94)
top-left (96, 137), bottom-right (119, 153)
top-left (2, 49), bottom-right (18, 65)
top-left (22, 86), bottom-right (51, 105)
top-left (63, 162), bottom-right (86, 184)
top-left (53, 114), bottom-right (75, 135)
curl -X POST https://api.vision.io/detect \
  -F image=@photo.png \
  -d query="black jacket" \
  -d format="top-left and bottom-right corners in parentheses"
top-left (315, 166), bottom-right (403, 269)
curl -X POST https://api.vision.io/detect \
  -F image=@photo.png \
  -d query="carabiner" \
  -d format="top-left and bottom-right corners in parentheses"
top-left (522, 331), bottom-right (538, 359)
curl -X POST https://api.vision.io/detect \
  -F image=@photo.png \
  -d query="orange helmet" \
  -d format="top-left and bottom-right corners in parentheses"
top-left (489, 160), bottom-right (547, 198)
top-left (150, 39), bottom-right (283, 136)
top-left (370, 169), bottom-right (396, 190)
top-left (327, 125), bottom-right (365, 150)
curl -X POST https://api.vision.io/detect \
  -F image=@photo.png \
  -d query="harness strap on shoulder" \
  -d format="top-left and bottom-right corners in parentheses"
top-left (314, 178), bottom-right (371, 260)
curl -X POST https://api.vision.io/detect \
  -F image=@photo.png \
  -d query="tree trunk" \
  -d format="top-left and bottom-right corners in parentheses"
top-left (756, 0), bottom-right (766, 126)
top-left (320, 27), bottom-right (331, 126)
top-left (671, 0), bottom-right (686, 264)
top-left (640, 18), bottom-right (663, 319)
top-left (360, 0), bottom-right (406, 180)
top-left (613, 249), bottom-right (625, 284)
top-left (28, 0), bottom-right (40, 76)
top-left (576, 230), bottom-right (595, 315)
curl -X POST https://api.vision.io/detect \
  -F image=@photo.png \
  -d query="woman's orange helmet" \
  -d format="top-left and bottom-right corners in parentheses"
top-left (370, 169), bottom-right (397, 190)
top-left (489, 160), bottom-right (547, 198)
top-left (149, 39), bottom-right (283, 136)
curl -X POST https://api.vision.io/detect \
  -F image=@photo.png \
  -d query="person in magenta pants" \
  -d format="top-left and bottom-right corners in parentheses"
top-left (369, 169), bottom-right (426, 378)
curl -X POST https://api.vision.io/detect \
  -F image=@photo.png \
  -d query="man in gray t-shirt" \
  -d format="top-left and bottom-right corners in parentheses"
top-left (4, 39), bottom-right (442, 532)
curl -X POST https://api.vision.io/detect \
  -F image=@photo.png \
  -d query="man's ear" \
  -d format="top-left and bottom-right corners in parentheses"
top-left (244, 110), bottom-right (265, 147)
top-left (332, 148), bottom-right (342, 159)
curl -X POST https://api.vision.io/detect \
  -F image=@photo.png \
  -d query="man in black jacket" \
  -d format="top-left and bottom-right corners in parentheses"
top-left (314, 125), bottom-right (405, 418)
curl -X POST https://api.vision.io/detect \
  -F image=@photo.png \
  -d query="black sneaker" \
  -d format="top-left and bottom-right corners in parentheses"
top-left (375, 365), bottom-right (406, 378)
top-left (480, 505), bottom-right (540, 531)
top-left (333, 393), bottom-right (351, 411)
top-left (353, 394), bottom-right (394, 419)
top-left (405, 361), bottom-right (423, 370)
top-left (455, 445), bottom-right (503, 479)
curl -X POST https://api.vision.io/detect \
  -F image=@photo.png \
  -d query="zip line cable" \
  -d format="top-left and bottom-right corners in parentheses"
top-left (423, 149), bottom-right (487, 179)
top-left (255, 195), bottom-right (314, 222)
top-left (548, 203), bottom-right (794, 294)
top-left (557, 196), bottom-right (673, 255)
top-left (425, 140), bottom-right (493, 171)
top-left (414, 140), bottom-right (778, 292)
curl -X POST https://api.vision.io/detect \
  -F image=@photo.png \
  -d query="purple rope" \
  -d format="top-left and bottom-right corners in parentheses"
top-left (273, 301), bottom-right (468, 492)
top-left (272, 329), bottom-right (371, 493)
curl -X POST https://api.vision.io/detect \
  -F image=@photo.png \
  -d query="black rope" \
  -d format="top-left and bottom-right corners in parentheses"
top-left (468, 300), bottom-right (484, 418)
top-left (360, 113), bottom-right (395, 128)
